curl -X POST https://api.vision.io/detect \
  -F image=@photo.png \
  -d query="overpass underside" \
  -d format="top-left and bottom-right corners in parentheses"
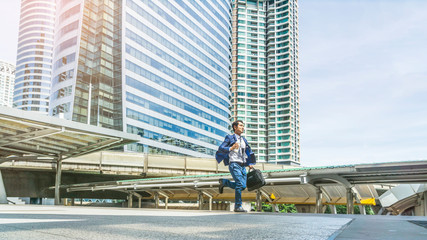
top-left (0, 151), bottom-right (294, 199)
top-left (2, 151), bottom-right (427, 215)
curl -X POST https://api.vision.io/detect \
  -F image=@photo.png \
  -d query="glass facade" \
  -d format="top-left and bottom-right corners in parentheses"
top-left (49, 0), bottom-right (232, 158)
top-left (50, 0), bottom-right (123, 131)
top-left (231, 0), bottom-right (300, 165)
top-left (14, 0), bottom-right (55, 113)
top-left (123, 0), bottom-right (232, 157)
top-left (0, 61), bottom-right (16, 107)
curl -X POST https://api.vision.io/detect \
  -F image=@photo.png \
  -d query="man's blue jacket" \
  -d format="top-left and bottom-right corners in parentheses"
top-left (215, 134), bottom-right (256, 166)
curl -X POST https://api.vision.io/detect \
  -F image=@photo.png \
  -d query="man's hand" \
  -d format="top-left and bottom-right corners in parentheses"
top-left (230, 142), bottom-right (239, 151)
top-left (248, 165), bottom-right (254, 169)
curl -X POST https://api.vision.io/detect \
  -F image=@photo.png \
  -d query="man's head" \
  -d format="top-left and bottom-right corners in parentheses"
top-left (232, 120), bottom-right (244, 135)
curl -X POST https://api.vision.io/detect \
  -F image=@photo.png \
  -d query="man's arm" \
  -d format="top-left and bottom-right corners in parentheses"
top-left (218, 136), bottom-right (231, 153)
top-left (218, 136), bottom-right (238, 153)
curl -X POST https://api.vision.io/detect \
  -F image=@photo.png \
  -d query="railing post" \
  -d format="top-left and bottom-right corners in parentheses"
top-left (184, 157), bottom-right (187, 175)
top-left (143, 154), bottom-right (148, 174)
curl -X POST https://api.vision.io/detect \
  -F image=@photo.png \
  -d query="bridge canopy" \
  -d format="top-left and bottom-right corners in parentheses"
top-left (0, 105), bottom-right (139, 162)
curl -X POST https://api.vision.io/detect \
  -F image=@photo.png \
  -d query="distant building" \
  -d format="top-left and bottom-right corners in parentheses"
top-left (231, 0), bottom-right (300, 165)
top-left (49, 0), bottom-right (232, 157)
top-left (13, 0), bottom-right (55, 114)
top-left (0, 61), bottom-right (16, 107)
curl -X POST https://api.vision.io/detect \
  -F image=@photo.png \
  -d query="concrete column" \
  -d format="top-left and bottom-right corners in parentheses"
top-left (127, 194), bottom-right (133, 208)
top-left (423, 191), bottom-right (427, 216)
top-left (198, 192), bottom-right (204, 210)
top-left (315, 187), bottom-right (323, 213)
top-left (165, 197), bottom-right (169, 210)
top-left (272, 204), bottom-right (279, 213)
top-left (331, 205), bottom-right (337, 214)
top-left (359, 205), bottom-right (366, 215)
top-left (54, 155), bottom-right (63, 205)
top-left (0, 170), bottom-right (7, 204)
top-left (138, 197), bottom-right (142, 208)
top-left (256, 190), bottom-right (262, 212)
top-left (346, 188), bottom-right (354, 214)
top-left (154, 192), bottom-right (159, 209)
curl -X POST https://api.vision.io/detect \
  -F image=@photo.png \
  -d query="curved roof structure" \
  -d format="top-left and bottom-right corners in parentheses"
top-left (0, 105), bottom-right (138, 162)
top-left (63, 160), bottom-right (427, 211)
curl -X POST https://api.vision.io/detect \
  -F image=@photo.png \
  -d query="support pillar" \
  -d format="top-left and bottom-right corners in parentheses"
top-left (54, 155), bottom-right (63, 205)
top-left (154, 192), bottom-right (159, 209)
top-left (138, 197), bottom-right (142, 208)
top-left (331, 205), bottom-right (337, 214)
top-left (0, 170), bottom-right (7, 204)
top-left (359, 205), bottom-right (366, 215)
top-left (127, 193), bottom-right (133, 208)
top-left (424, 191), bottom-right (427, 216)
top-left (315, 187), bottom-right (323, 213)
top-left (346, 188), bottom-right (354, 214)
top-left (201, 191), bottom-right (213, 211)
top-left (256, 190), bottom-right (262, 212)
top-left (198, 192), bottom-right (204, 210)
top-left (158, 192), bottom-right (169, 210)
top-left (164, 197), bottom-right (169, 210)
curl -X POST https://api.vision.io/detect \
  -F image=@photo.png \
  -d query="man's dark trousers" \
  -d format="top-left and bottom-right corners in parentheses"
top-left (223, 162), bottom-right (247, 209)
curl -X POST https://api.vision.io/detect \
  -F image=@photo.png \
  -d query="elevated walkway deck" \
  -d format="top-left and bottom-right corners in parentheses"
top-left (61, 160), bottom-right (427, 214)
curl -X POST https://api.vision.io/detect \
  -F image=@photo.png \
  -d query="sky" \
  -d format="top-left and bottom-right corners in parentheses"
top-left (299, 0), bottom-right (427, 166)
top-left (1, 0), bottom-right (426, 167)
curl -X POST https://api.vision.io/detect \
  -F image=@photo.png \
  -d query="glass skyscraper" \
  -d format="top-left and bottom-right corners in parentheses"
top-left (231, 0), bottom-right (300, 165)
top-left (49, 0), bottom-right (232, 158)
top-left (14, 0), bottom-right (55, 113)
top-left (0, 61), bottom-right (16, 107)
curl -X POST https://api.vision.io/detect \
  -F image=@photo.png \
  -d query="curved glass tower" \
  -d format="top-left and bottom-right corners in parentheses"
top-left (49, 0), bottom-right (232, 158)
top-left (124, 0), bottom-right (232, 156)
top-left (13, 0), bottom-right (55, 113)
top-left (231, 0), bottom-right (300, 165)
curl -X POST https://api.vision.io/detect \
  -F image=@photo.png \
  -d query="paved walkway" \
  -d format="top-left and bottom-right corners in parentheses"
top-left (0, 205), bottom-right (426, 239)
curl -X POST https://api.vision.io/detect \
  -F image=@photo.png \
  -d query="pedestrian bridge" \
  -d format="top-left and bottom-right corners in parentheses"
top-left (0, 150), bottom-right (295, 177)
top-left (61, 159), bottom-right (427, 215)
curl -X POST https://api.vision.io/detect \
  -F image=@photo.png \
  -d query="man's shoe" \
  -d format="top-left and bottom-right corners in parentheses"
top-left (218, 179), bottom-right (224, 194)
top-left (234, 207), bottom-right (247, 212)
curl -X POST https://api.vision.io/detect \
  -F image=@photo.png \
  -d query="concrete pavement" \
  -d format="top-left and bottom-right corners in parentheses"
top-left (0, 205), bottom-right (426, 239)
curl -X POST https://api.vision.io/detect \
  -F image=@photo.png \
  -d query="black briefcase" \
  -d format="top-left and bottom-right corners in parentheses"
top-left (246, 168), bottom-right (266, 191)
